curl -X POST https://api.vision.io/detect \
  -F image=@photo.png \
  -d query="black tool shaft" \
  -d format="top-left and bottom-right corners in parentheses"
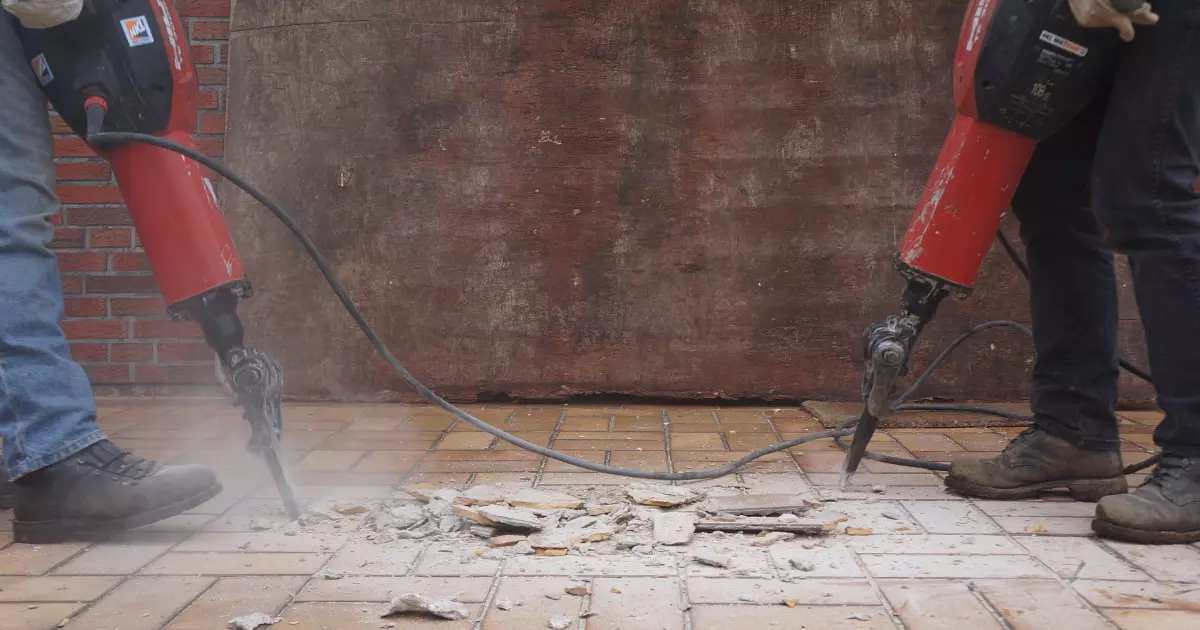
top-left (263, 442), bottom-right (302, 520)
top-left (840, 411), bottom-right (880, 488)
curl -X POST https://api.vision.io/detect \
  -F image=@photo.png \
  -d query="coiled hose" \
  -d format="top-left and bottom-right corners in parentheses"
top-left (87, 130), bottom-right (1162, 480)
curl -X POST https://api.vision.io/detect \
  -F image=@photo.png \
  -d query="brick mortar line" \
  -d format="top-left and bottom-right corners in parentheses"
top-left (532, 408), bottom-right (567, 487)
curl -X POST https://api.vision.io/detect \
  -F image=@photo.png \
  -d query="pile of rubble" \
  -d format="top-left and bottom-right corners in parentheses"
top-left (345, 482), bottom-right (847, 562)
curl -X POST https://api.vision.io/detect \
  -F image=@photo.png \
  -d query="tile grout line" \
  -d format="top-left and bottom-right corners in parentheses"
top-left (844, 544), bottom-right (912, 630)
top-left (532, 408), bottom-right (568, 488)
top-left (963, 580), bottom-right (1019, 630)
top-left (676, 562), bottom-right (695, 630)
top-left (397, 410), bottom-right (465, 486)
top-left (662, 408), bottom-right (676, 478)
top-left (471, 557), bottom-right (507, 630)
top-left (761, 411), bottom-right (813, 489)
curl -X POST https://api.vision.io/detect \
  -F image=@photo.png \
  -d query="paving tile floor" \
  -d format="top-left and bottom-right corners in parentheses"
top-left (0, 400), bottom-right (1196, 629)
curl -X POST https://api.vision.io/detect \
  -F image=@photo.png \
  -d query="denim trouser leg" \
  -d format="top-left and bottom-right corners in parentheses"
top-left (1013, 2), bottom-right (1200, 458)
top-left (0, 16), bottom-right (105, 478)
top-left (1012, 87), bottom-right (1123, 451)
top-left (1094, 3), bottom-right (1200, 458)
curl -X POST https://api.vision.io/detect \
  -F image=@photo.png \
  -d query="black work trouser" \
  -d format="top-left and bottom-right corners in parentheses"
top-left (1011, 1), bottom-right (1200, 457)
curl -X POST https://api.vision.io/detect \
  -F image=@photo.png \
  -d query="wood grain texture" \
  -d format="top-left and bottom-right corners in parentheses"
top-left (224, 0), bottom-right (1151, 403)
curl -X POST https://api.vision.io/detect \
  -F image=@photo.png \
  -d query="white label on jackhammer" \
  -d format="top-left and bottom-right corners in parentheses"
top-left (121, 16), bottom-right (154, 47)
top-left (1040, 30), bottom-right (1089, 57)
top-left (966, 0), bottom-right (992, 52)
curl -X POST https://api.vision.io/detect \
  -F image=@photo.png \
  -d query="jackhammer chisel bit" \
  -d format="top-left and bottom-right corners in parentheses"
top-left (840, 317), bottom-right (913, 489)
top-left (226, 348), bottom-right (302, 520)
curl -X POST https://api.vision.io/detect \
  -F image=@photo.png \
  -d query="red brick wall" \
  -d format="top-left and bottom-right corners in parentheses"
top-left (53, 0), bottom-right (230, 390)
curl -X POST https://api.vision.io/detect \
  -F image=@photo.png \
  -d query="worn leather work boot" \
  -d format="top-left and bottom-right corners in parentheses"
top-left (11, 440), bottom-right (221, 543)
top-left (944, 427), bottom-right (1127, 501)
top-left (1093, 455), bottom-right (1200, 544)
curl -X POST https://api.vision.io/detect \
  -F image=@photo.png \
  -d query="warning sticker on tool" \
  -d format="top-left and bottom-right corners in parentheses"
top-left (1040, 30), bottom-right (1088, 57)
top-left (121, 16), bottom-right (155, 48)
top-left (30, 53), bottom-right (53, 86)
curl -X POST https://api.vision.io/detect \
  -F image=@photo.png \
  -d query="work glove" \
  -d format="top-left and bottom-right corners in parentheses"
top-left (2, 0), bottom-right (82, 28)
top-left (1068, 0), bottom-right (1159, 42)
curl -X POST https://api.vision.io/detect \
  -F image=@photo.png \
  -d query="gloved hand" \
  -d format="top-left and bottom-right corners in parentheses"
top-left (2, 0), bottom-right (82, 29)
top-left (1068, 0), bottom-right (1160, 42)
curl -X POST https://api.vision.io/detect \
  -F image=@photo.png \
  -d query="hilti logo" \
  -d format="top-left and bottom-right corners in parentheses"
top-left (121, 16), bottom-right (155, 48)
top-left (30, 53), bottom-right (53, 86)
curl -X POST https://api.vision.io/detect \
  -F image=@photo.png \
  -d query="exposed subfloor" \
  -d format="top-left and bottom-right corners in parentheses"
top-left (0, 400), bottom-right (1195, 630)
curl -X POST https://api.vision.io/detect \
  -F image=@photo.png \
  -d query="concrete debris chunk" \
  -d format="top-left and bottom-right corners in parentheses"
top-left (881, 510), bottom-right (903, 521)
top-left (470, 525), bottom-right (497, 539)
top-left (227, 613), bottom-right (281, 630)
top-left (321, 571), bottom-right (344, 580)
top-left (512, 540), bottom-right (536, 555)
top-left (871, 485), bottom-right (887, 494)
top-left (394, 527), bottom-right (434, 540)
top-left (548, 615), bottom-right (573, 629)
top-left (777, 513), bottom-right (800, 523)
top-left (847, 612), bottom-right (873, 621)
top-left (700, 494), bottom-right (811, 516)
top-left (489, 534), bottom-right (527, 547)
top-left (495, 597), bottom-right (521, 611)
top-left (689, 548), bottom-right (732, 568)
top-left (248, 518), bottom-right (274, 531)
top-left (437, 515), bottom-right (463, 533)
top-left (477, 505), bottom-right (545, 530)
top-left (388, 504), bottom-right (427, 529)
top-left (451, 504), bottom-right (501, 527)
top-left (789, 558), bottom-right (815, 572)
top-left (297, 510), bottom-right (337, 526)
top-left (695, 513), bottom-right (841, 535)
top-left (563, 515), bottom-right (599, 529)
top-left (507, 488), bottom-right (585, 510)
top-left (455, 485), bottom-right (507, 506)
top-left (750, 532), bottom-right (796, 547)
top-left (565, 583), bottom-right (589, 596)
top-left (544, 592), bottom-right (563, 601)
top-left (627, 483), bottom-right (696, 507)
top-left (530, 529), bottom-right (581, 553)
top-left (382, 593), bottom-right (469, 621)
top-left (585, 503), bottom-right (616, 516)
top-left (334, 502), bottom-right (370, 515)
top-left (577, 523), bottom-right (615, 543)
top-left (631, 544), bottom-right (654, 555)
top-left (609, 503), bottom-right (635, 524)
top-left (652, 512), bottom-right (696, 545)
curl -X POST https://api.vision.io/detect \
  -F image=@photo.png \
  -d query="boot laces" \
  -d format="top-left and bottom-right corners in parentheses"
top-left (85, 442), bottom-right (160, 479)
top-left (1146, 454), bottom-right (1191, 489)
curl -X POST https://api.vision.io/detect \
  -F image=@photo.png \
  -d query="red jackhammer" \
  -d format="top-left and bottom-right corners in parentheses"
top-left (16, 0), bottom-right (301, 518)
top-left (840, 0), bottom-right (1148, 486)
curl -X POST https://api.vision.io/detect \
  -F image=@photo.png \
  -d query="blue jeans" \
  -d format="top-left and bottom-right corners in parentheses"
top-left (1013, 1), bottom-right (1200, 457)
top-left (0, 16), bottom-right (105, 479)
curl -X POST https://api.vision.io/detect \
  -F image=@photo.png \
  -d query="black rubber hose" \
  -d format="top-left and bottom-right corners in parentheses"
top-left (87, 130), bottom-right (1163, 479)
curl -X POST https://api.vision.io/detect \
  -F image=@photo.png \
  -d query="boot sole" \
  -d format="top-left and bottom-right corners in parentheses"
top-left (11, 482), bottom-right (222, 544)
top-left (944, 475), bottom-right (1127, 502)
top-left (1092, 518), bottom-right (1200, 545)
